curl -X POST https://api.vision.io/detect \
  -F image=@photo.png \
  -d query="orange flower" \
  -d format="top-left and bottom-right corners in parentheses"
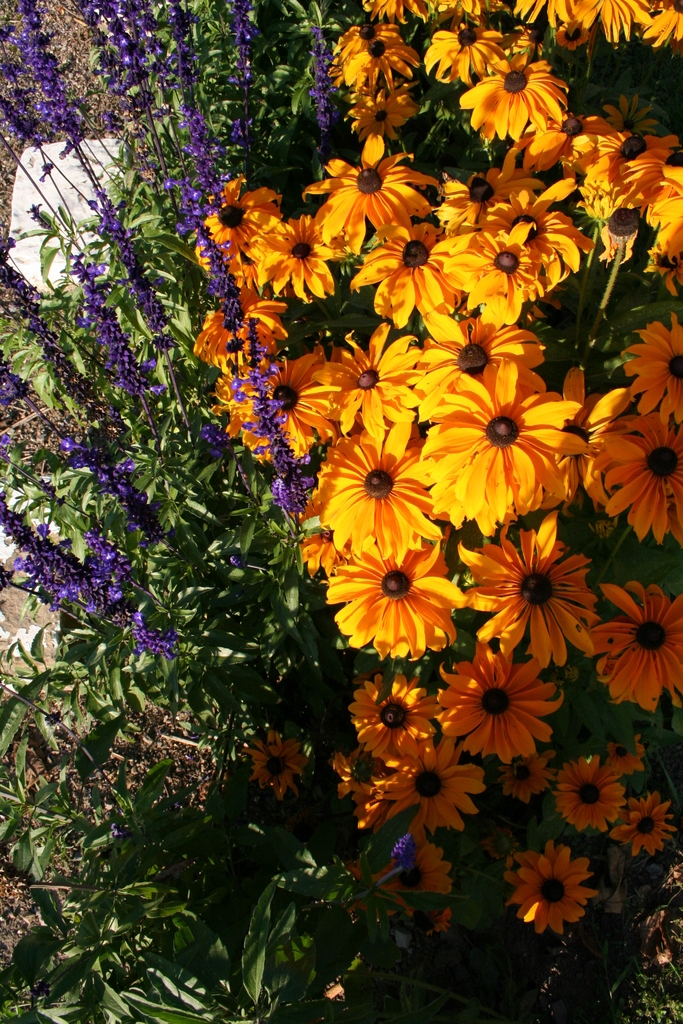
top-left (312, 324), bottom-right (419, 441)
top-left (598, 414), bottom-right (683, 543)
top-left (203, 176), bottom-right (281, 282)
top-left (555, 756), bottom-right (625, 832)
top-left (326, 541), bottom-right (460, 660)
top-left (415, 311), bottom-right (544, 422)
top-left (194, 287), bottom-right (287, 373)
top-left (459, 511), bottom-right (599, 668)
top-left (500, 749), bottom-right (557, 802)
top-left (332, 23), bottom-right (420, 92)
top-left (246, 730), bottom-right (308, 800)
top-left (301, 497), bottom-right (347, 578)
top-left (425, 27), bottom-right (506, 86)
top-left (606, 734), bottom-right (645, 775)
top-left (384, 841), bottom-right (452, 895)
top-left (646, 243), bottom-right (683, 296)
top-left (304, 151), bottom-right (435, 255)
top-left (331, 745), bottom-right (386, 800)
top-left (460, 57), bottom-right (568, 142)
top-left (520, 113), bottom-right (609, 172)
top-left (377, 737), bottom-right (486, 835)
top-left (438, 148), bottom-right (543, 232)
top-left (505, 840), bottom-right (598, 934)
top-left (624, 314), bottom-right (683, 423)
top-left (557, 367), bottom-right (630, 506)
top-left (481, 826), bottom-right (519, 868)
top-left (363, 0), bottom-right (429, 22)
top-left (447, 225), bottom-right (544, 325)
top-left (348, 87), bottom-right (419, 151)
top-left (350, 222), bottom-right (464, 328)
top-left (644, 0), bottom-right (683, 49)
top-left (555, 23), bottom-right (591, 48)
top-left (438, 644), bottom-right (561, 762)
top-left (610, 792), bottom-right (677, 856)
top-left (349, 672), bottom-right (438, 758)
top-left (257, 215), bottom-right (341, 301)
top-left (593, 581), bottom-right (683, 711)
top-left (572, 0), bottom-right (652, 43)
top-left (422, 362), bottom-right (585, 535)
top-left (316, 423), bottom-right (441, 561)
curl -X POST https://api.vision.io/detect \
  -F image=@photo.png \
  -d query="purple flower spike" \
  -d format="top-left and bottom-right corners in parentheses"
top-left (392, 833), bottom-right (417, 871)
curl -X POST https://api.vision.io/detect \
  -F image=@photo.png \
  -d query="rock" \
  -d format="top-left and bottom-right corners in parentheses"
top-left (9, 139), bottom-right (120, 290)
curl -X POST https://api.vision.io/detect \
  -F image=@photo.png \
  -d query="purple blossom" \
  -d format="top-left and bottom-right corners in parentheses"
top-left (200, 423), bottom-right (231, 458)
top-left (392, 833), bottom-right (417, 871)
top-left (0, 355), bottom-right (29, 407)
top-left (30, 981), bottom-right (50, 999)
top-left (131, 612), bottom-right (177, 660)
top-left (309, 26), bottom-right (338, 162)
top-left (110, 821), bottom-right (133, 839)
top-left (77, 0), bottom-right (166, 105)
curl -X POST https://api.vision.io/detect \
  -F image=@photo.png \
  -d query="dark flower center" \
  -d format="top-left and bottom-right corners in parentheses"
top-left (666, 150), bottom-right (683, 166)
top-left (620, 135), bottom-right (647, 161)
top-left (579, 783), bottom-right (600, 805)
top-left (541, 878), bottom-right (565, 903)
top-left (614, 745), bottom-right (628, 758)
top-left (357, 168), bottom-right (382, 194)
top-left (381, 570), bottom-right (411, 599)
top-left (291, 242), bottom-right (311, 259)
top-left (674, 0), bottom-right (683, 14)
top-left (469, 177), bottom-right (494, 203)
top-left (529, 25), bottom-right (545, 43)
top-left (375, 109), bottom-right (388, 122)
top-left (563, 423), bottom-right (590, 442)
top-left (670, 355), bottom-right (683, 378)
top-left (321, 529), bottom-right (334, 542)
top-left (458, 27), bottom-right (478, 46)
top-left (359, 23), bottom-right (375, 39)
top-left (481, 688), bottom-right (510, 715)
top-left (494, 250), bottom-right (519, 274)
top-left (399, 866), bottom-right (423, 887)
top-left (636, 816), bottom-right (656, 834)
top-left (364, 468), bottom-right (393, 499)
top-left (562, 116), bottom-right (583, 135)
top-left (457, 343), bottom-right (488, 374)
top-left (486, 415), bottom-right (519, 447)
top-left (415, 770), bottom-right (442, 797)
top-left (512, 213), bottom-right (538, 240)
top-left (514, 764), bottom-right (531, 780)
top-left (608, 208), bottom-right (640, 238)
top-left (403, 240), bottom-right (430, 268)
top-left (504, 70), bottom-right (527, 94)
top-left (380, 702), bottom-right (407, 728)
top-left (660, 254), bottom-right (678, 269)
top-left (357, 368), bottom-right (379, 390)
top-left (521, 573), bottom-right (553, 605)
top-left (647, 445), bottom-right (678, 477)
top-left (272, 384), bottom-right (298, 411)
top-left (218, 204), bottom-right (245, 228)
top-left (369, 39), bottom-right (386, 57)
top-left (635, 620), bottom-right (666, 650)
top-left (266, 756), bottom-right (283, 775)
top-left (565, 27), bottom-right (582, 41)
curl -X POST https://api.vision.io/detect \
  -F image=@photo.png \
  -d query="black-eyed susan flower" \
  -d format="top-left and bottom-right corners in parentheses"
top-left (301, 497), bottom-right (347, 578)
top-left (351, 222), bottom-right (464, 328)
top-left (194, 287), bottom-right (287, 373)
top-left (481, 826), bottom-right (519, 868)
top-left (331, 744), bottom-right (386, 801)
top-left (438, 643), bottom-right (562, 762)
top-left (606, 734), bottom-right (645, 775)
top-left (505, 840), bottom-right (598, 933)
top-left (646, 244), bottom-right (683, 295)
top-left (378, 737), bottom-right (486, 835)
top-left (459, 511), bottom-right (599, 667)
top-left (572, 0), bottom-right (652, 42)
top-left (312, 324), bottom-right (419, 441)
top-left (555, 22), bottom-right (591, 47)
top-left (593, 581), bottom-right (683, 710)
top-left (422, 362), bottom-right (585, 535)
top-left (384, 841), bottom-right (452, 896)
top-left (304, 151), bottom-right (436, 255)
top-left (447, 225), bottom-right (544, 324)
top-left (644, 0), bottom-right (683, 49)
top-left (424, 26), bottom-right (506, 86)
top-left (555, 756), bottom-right (625, 831)
top-left (597, 414), bottom-right (683, 543)
top-left (203, 176), bottom-right (282, 278)
top-left (347, 87), bottom-right (419, 162)
top-left (316, 422), bottom-right (441, 561)
top-left (603, 94), bottom-right (659, 133)
top-left (459, 57), bottom-right (568, 142)
top-left (246, 730), bottom-right (309, 800)
top-left (500, 750), bottom-right (557, 802)
top-left (415, 311), bottom-right (544, 421)
top-left (624, 315), bottom-right (683, 423)
top-left (326, 540), bottom-right (460, 660)
top-left (363, 0), bottom-right (429, 21)
top-left (520, 113), bottom-right (609, 172)
top-left (557, 367), bottom-right (630, 506)
top-left (333, 23), bottom-right (420, 92)
top-left (610, 792), bottom-right (677, 855)
top-left (350, 672), bottom-right (438, 758)
top-left (257, 215), bottom-right (342, 301)
top-left (437, 149), bottom-right (543, 232)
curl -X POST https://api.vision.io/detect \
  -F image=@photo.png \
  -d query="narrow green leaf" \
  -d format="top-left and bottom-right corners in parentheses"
top-left (242, 880), bottom-right (276, 1004)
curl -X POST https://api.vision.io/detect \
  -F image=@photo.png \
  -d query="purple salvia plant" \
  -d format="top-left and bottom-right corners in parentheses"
top-left (226, 0), bottom-right (258, 172)
top-left (309, 25), bottom-right (338, 163)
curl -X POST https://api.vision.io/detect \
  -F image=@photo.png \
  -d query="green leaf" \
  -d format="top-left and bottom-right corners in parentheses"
top-left (74, 713), bottom-right (125, 779)
top-left (385, 990), bottom-right (452, 1024)
top-left (13, 928), bottom-right (61, 984)
top-left (608, 301), bottom-right (683, 334)
top-left (242, 880), bottom-right (276, 1004)
top-left (278, 864), bottom-right (353, 899)
top-left (151, 233), bottom-right (201, 265)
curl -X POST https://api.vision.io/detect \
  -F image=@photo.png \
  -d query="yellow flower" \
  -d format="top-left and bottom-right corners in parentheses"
top-left (425, 27), bottom-right (506, 87)
top-left (460, 56), bottom-right (568, 141)
top-left (257, 215), bottom-right (342, 301)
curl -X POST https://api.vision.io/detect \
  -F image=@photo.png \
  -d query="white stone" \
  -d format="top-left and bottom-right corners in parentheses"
top-left (9, 138), bottom-right (121, 291)
top-left (11, 622), bottom-right (53, 656)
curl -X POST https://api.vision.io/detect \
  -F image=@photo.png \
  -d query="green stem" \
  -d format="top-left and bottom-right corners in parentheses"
top-left (575, 225), bottom-right (600, 351)
top-left (583, 240), bottom-right (626, 366)
top-left (595, 524), bottom-right (631, 585)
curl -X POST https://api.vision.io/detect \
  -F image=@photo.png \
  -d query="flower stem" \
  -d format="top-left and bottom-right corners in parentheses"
top-left (582, 239), bottom-right (625, 366)
top-left (574, 224), bottom-right (600, 351)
